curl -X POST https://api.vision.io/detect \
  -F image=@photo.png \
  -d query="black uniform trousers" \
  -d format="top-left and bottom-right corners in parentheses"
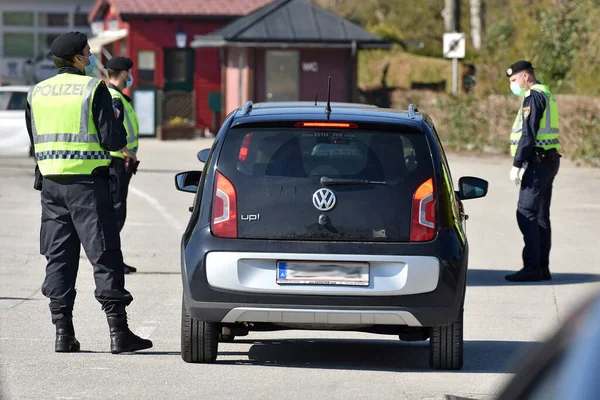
top-left (40, 174), bottom-right (133, 322)
top-left (110, 157), bottom-right (132, 232)
top-left (517, 150), bottom-right (561, 272)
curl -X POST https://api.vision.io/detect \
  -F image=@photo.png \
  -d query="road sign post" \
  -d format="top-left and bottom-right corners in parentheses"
top-left (443, 32), bottom-right (466, 95)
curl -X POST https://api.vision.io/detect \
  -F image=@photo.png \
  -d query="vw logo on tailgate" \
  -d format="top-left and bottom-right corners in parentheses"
top-left (312, 188), bottom-right (336, 211)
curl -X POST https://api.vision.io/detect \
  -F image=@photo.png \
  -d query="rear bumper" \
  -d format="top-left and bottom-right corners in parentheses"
top-left (181, 227), bottom-right (467, 328)
top-left (205, 251), bottom-right (440, 296)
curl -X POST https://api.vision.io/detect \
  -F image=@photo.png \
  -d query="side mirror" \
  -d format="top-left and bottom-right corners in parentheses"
top-left (197, 149), bottom-right (210, 163)
top-left (175, 171), bottom-right (202, 193)
top-left (457, 176), bottom-right (488, 200)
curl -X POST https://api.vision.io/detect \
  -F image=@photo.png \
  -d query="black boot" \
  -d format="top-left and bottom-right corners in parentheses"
top-left (505, 268), bottom-right (544, 282)
top-left (541, 266), bottom-right (552, 281)
top-left (124, 264), bottom-right (137, 274)
top-left (107, 315), bottom-right (153, 354)
top-left (54, 318), bottom-right (80, 353)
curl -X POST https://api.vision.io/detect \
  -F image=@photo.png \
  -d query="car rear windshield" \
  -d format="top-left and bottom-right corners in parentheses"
top-left (216, 126), bottom-right (435, 241)
top-left (218, 127), bottom-right (433, 182)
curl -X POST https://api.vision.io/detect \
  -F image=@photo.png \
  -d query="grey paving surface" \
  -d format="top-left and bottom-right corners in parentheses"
top-left (1, 138), bottom-right (599, 400)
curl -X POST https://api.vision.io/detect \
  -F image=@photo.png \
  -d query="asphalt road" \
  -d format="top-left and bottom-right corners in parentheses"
top-left (1, 138), bottom-right (599, 400)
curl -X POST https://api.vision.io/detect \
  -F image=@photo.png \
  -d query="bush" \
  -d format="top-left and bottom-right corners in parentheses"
top-left (391, 90), bottom-right (600, 162)
top-left (366, 23), bottom-right (404, 47)
top-left (529, 7), bottom-right (583, 93)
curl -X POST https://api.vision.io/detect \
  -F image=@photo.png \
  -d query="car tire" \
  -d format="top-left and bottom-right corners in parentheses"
top-left (181, 297), bottom-right (218, 363)
top-left (429, 307), bottom-right (464, 370)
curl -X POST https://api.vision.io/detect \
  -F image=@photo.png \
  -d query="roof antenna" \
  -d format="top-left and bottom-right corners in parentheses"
top-left (314, 92), bottom-right (318, 106)
top-left (325, 76), bottom-right (332, 119)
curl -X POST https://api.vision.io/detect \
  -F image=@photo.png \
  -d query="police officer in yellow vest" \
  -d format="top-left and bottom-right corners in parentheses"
top-left (25, 32), bottom-right (152, 353)
top-left (505, 60), bottom-right (561, 282)
top-left (106, 56), bottom-right (139, 274)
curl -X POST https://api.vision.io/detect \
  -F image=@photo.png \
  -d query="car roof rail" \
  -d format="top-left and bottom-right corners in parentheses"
top-left (408, 103), bottom-right (419, 119)
top-left (241, 101), bottom-right (253, 115)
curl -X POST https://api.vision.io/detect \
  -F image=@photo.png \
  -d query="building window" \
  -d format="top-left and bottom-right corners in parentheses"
top-left (3, 33), bottom-right (34, 58)
top-left (108, 19), bottom-right (119, 31)
top-left (38, 33), bottom-right (62, 57)
top-left (39, 12), bottom-right (70, 27)
top-left (119, 39), bottom-right (127, 57)
top-left (3, 12), bottom-right (34, 27)
top-left (164, 49), bottom-right (193, 83)
top-left (138, 50), bottom-right (156, 86)
top-left (74, 12), bottom-right (89, 28)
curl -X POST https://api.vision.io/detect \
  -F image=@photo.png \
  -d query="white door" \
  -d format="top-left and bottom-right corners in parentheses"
top-left (265, 50), bottom-right (299, 102)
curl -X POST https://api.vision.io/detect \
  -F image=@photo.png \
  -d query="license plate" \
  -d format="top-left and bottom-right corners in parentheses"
top-left (276, 261), bottom-right (369, 286)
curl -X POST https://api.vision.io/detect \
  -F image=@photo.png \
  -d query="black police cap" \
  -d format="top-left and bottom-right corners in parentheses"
top-left (106, 56), bottom-right (133, 71)
top-left (49, 31), bottom-right (88, 59)
top-left (506, 60), bottom-right (534, 77)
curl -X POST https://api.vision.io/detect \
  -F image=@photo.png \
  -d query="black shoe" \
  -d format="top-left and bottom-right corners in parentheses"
top-left (124, 264), bottom-right (137, 274)
top-left (55, 319), bottom-right (80, 353)
top-left (541, 266), bottom-right (552, 281)
top-left (107, 316), bottom-right (153, 354)
top-left (505, 268), bottom-right (544, 282)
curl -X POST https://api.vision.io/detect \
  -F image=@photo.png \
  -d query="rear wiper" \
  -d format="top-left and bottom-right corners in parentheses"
top-left (320, 176), bottom-right (386, 186)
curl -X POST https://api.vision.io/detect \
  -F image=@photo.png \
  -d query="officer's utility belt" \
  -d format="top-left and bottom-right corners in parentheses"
top-left (532, 148), bottom-right (560, 163)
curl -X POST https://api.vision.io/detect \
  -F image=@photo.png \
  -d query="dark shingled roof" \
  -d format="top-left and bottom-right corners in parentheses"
top-left (191, 0), bottom-right (390, 49)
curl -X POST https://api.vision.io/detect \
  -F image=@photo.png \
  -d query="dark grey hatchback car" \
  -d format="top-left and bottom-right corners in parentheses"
top-left (174, 100), bottom-right (488, 370)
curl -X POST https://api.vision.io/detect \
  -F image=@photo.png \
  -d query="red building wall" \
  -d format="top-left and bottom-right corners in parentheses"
top-left (194, 48), bottom-right (222, 131)
top-left (97, 15), bottom-right (228, 131)
top-left (253, 48), bottom-right (351, 103)
top-left (126, 19), bottom-right (226, 130)
top-left (299, 48), bottom-right (351, 102)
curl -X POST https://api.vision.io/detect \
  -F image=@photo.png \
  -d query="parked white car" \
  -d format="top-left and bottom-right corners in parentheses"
top-left (0, 86), bottom-right (31, 157)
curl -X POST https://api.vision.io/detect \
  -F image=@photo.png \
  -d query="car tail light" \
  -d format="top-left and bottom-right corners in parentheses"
top-left (211, 171), bottom-right (237, 238)
top-left (238, 132), bottom-right (253, 162)
top-left (410, 178), bottom-right (436, 242)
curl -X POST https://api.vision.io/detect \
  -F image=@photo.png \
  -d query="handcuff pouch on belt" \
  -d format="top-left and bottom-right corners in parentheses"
top-left (33, 164), bottom-right (43, 191)
top-left (108, 165), bottom-right (120, 204)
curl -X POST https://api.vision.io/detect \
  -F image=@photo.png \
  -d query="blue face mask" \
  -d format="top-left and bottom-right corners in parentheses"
top-left (126, 74), bottom-right (134, 88)
top-left (80, 55), bottom-right (97, 76)
top-left (510, 82), bottom-right (524, 96)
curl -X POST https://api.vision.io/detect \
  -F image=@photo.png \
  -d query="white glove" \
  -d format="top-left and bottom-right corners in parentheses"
top-left (510, 163), bottom-right (527, 186)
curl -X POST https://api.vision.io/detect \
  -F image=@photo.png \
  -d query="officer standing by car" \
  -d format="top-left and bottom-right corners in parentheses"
top-left (106, 56), bottom-right (139, 274)
top-left (25, 31), bottom-right (152, 353)
top-left (504, 60), bottom-right (561, 282)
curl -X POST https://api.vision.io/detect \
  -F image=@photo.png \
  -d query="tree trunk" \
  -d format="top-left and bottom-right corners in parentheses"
top-left (470, 0), bottom-right (485, 50)
top-left (443, 0), bottom-right (460, 32)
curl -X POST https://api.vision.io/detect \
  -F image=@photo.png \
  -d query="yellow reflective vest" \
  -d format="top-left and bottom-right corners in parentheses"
top-left (109, 87), bottom-right (139, 159)
top-left (510, 84), bottom-right (560, 157)
top-left (28, 74), bottom-right (110, 176)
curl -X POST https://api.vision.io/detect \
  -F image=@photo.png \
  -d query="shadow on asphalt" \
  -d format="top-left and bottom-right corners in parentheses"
top-left (0, 297), bottom-right (43, 301)
top-left (215, 338), bottom-right (536, 373)
top-left (137, 168), bottom-right (194, 175)
top-left (133, 272), bottom-right (180, 275)
top-left (76, 350), bottom-right (182, 355)
top-left (467, 269), bottom-right (600, 286)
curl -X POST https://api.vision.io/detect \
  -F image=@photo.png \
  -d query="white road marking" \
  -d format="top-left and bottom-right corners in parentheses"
top-left (128, 186), bottom-right (185, 234)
